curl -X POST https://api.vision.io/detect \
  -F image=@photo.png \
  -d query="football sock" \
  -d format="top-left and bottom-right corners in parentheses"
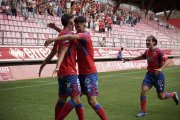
top-left (56, 100), bottom-right (77, 120)
top-left (94, 103), bottom-right (108, 120)
top-left (75, 103), bottom-right (85, 120)
top-left (140, 96), bottom-right (146, 112)
top-left (55, 101), bottom-right (65, 119)
top-left (165, 93), bottom-right (175, 99)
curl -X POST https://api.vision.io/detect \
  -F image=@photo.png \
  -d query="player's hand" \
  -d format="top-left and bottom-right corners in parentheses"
top-left (47, 23), bottom-right (55, 28)
top-left (38, 65), bottom-right (43, 77)
top-left (155, 68), bottom-right (162, 75)
top-left (44, 39), bottom-right (53, 47)
top-left (52, 69), bottom-right (58, 78)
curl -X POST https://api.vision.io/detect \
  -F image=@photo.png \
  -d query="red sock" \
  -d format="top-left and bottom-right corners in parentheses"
top-left (165, 93), bottom-right (175, 99)
top-left (55, 101), bottom-right (65, 119)
top-left (140, 96), bottom-right (146, 112)
top-left (56, 100), bottom-right (76, 120)
top-left (94, 103), bottom-right (108, 120)
top-left (75, 103), bottom-right (85, 120)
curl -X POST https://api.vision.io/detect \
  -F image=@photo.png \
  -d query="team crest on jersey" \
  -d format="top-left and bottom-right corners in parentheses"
top-left (153, 52), bottom-right (157, 56)
top-left (66, 83), bottom-right (71, 88)
top-left (85, 78), bottom-right (90, 84)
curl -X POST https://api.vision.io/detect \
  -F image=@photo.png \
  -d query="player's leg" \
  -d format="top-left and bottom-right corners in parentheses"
top-left (75, 79), bottom-right (84, 120)
top-left (55, 77), bottom-right (68, 119)
top-left (57, 95), bottom-right (82, 120)
top-left (79, 73), bottom-right (108, 120)
top-left (136, 72), bottom-right (152, 117)
top-left (87, 96), bottom-right (108, 120)
top-left (55, 96), bottom-right (67, 119)
top-left (56, 75), bottom-right (84, 120)
top-left (155, 72), bottom-right (179, 105)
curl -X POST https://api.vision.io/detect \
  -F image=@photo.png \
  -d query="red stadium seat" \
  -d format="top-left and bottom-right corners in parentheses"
top-left (17, 21), bottom-right (22, 26)
top-left (4, 20), bottom-right (9, 25)
top-left (0, 24), bottom-right (5, 30)
top-left (15, 32), bottom-right (21, 38)
top-left (13, 21), bottom-right (18, 26)
top-left (0, 14), bottom-right (3, 19)
top-left (5, 25), bottom-right (10, 31)
top-left (9, 20), bottom-right (14, 25)
top-left (9, 26), bottom-right (15, 31)
top-left (3, 15), bottom-right (8, 20)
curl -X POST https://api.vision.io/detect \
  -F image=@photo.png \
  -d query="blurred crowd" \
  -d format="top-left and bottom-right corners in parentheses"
top-left (0, 0), bottom-right (141, 32)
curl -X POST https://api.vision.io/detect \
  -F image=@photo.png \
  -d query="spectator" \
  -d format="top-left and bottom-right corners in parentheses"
top-left (99, 37), bottom-right (106, 47)
top-left (117, 47), bottom-right (124, 60)
top-left (10, 0), bottom-right (17, 16)
top-left (1, 0), bottom-right (12, 15)
top-left (20, 0), bottom-right (28, 20)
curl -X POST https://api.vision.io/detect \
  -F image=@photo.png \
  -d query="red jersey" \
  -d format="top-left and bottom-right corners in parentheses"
top-left (56, 29), bottom-right (77, 76)
top-left (76, 31), bottom-right (97, 74)
top-left (141, 48), bottom-right (168, 72)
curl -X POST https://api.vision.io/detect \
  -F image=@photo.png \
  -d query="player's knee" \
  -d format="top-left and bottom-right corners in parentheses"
top-left (73, 96), bottom-right (81, 104)
top-left (158, 95), bottom-right (164, 100)
top-left (88, 98), bottom-right (97, 107)
top-left (141, 89), bottom-right (147, 95)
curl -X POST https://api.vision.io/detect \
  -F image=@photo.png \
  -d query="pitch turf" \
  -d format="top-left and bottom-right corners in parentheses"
top-left (0, 66), bottom-right (180, 120)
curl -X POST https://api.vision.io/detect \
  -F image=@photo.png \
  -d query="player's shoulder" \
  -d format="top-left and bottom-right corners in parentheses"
top-left (154, 47), bottom-right (163, 53)
top-left (60, 29), bottom-right (71, 35)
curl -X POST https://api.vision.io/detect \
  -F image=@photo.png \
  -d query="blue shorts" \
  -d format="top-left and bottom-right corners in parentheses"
top-left (143, 72), bottom-right (165, 93)
top-left (78, 73), bottom-right (98, 96)
top-left (58, 75), bottom-right (81, 97)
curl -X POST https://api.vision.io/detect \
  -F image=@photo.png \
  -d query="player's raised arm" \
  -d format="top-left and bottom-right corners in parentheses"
top-left (47, 23), bottom-right (62, 32)
top-left (44, 34), bottom-right (80, 47)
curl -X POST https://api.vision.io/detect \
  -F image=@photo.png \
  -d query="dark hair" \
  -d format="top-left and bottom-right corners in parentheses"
top-left (121, 47), bottom-right (123, 50)
top-left (147, 35), bottom-right (158, 46)
top-left (74, 16), bottom-right (87, 24)
top-left (61, 14), bottom-right (73, 27)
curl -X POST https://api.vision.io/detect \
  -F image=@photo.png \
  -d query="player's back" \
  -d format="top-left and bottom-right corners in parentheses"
top-left (57, 29), bottom-right (77, 76)
top-left (76, 31), bottom-right (97, 74)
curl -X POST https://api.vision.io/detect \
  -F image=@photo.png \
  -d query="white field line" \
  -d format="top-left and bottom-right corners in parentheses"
top-left (0, 66), bottom-right (177, 91)
top-left (0, 71), bottom-right (143, 91)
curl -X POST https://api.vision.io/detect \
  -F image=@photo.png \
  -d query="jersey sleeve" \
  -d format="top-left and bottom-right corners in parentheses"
top-left (159, 50), bottom-right (168, 61)
top-left (141, 50), bottom-right (147, 58)
top-left (77, 32), bottom-right (90, 40)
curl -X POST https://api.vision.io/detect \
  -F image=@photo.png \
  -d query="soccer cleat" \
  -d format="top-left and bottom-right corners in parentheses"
top-left (136, 111), bottom-right (147, 117)
top-left (173, 92), bottom-right (179, 105)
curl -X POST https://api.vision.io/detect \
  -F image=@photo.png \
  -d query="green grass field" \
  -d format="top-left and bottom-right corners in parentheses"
top-left (0, 66), bottom-right (180, 120)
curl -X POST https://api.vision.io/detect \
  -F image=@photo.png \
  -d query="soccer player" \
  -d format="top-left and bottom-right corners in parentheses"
top-left (124, 35), bottom-right (179, 117)
top-left (44, 16), bottom-right (108, 120)
top-left (39, 14), bottom-right (84, 120)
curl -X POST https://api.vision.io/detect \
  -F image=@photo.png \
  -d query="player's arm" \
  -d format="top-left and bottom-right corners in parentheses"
top-left (52, 46), bottom-right (68, 77)
top-left (44, 34), bottom-right (80, 47)
top-left (47, 23), bottom-right (62, 32)
top-left (160, 59), bottom-right (170, 70)
top-left (124, 55), bottom-right (145, 62)
top-left (155, 52), bottom-right (170, 74)
top-left (39, 44), bottom-right (57, 77)
top-left (124, 50), bottom-right (147, 62)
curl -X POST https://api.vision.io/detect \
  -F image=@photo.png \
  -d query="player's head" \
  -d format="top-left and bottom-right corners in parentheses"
top-left (61, 14), bottom-right (74, 30)
top-left (146, 35), bottom-right (157, 48)
top-left (121, 47), bottom-right (123, 51)
top-left (74, 16), bottom-right (86, 33)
